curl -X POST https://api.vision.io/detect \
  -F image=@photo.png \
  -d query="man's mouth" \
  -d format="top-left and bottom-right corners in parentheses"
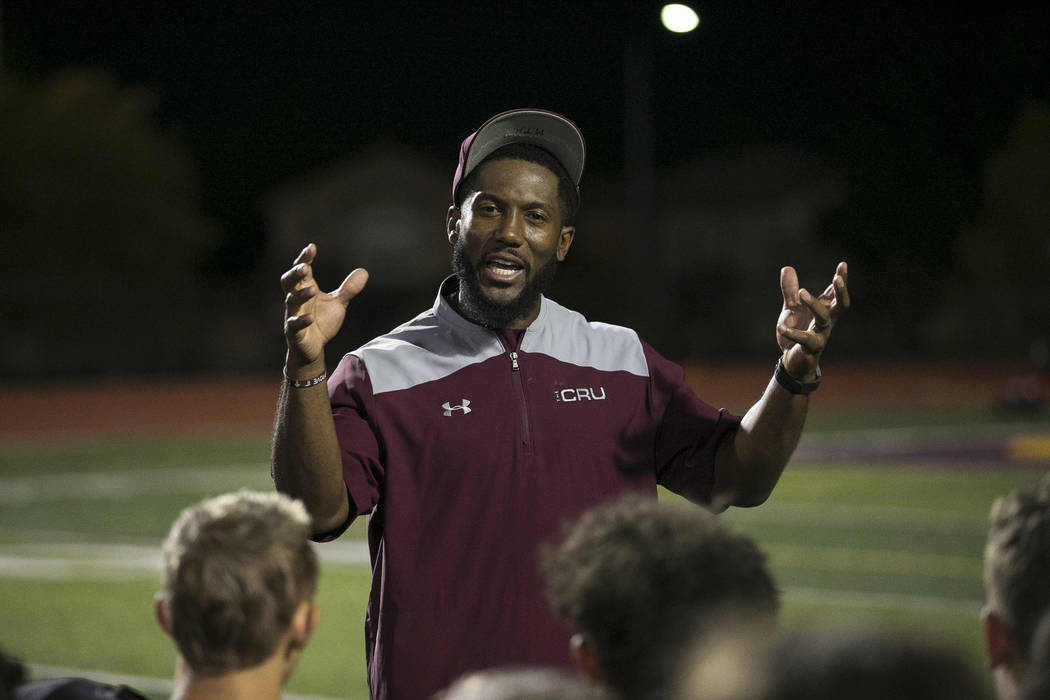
top-left (482, 255), bottom-right (526, 284)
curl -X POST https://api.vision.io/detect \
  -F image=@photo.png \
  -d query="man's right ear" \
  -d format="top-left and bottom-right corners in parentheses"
top-left (154, 593), bottom-right (172, 637)
top-left (570, 632), bottom-right (604, 683)
top-left (446, 206), bottom-right (461, 244)
top-left (982, 605), bottom-right (1014, 669)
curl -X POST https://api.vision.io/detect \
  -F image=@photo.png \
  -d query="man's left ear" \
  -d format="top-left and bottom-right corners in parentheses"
top-left (556, 226), bottom-right (576, 262)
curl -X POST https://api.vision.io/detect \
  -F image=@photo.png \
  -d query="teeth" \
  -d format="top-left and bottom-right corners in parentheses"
top-left (489, 265), bottom-right (519, 278)
top-left (488, 260), bottom-right (522, 273)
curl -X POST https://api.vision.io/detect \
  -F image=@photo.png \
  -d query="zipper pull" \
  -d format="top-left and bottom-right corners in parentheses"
top-left (510, 351), bottom-right (520, 371)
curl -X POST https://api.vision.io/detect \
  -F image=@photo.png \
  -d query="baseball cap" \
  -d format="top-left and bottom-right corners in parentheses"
top-left (452, 108), bottom-right (586, 204)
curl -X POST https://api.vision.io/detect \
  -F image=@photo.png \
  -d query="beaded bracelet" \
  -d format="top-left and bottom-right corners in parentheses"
top-left (283, 367), bottom-right (327, 389)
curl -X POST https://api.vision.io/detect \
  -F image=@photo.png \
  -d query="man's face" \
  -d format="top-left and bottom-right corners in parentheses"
top-left (448, 158), bottom-right (575, 328)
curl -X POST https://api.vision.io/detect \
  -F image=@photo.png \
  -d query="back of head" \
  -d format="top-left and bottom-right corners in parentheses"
top-left (543, 494), bottom-right (779, 699)
top-left (435, 666), bottom-right (612, 700)
top-left (674, 624), bottom-right (991, 700)
top-left (159, 489), bottom-right (318, 675)
top-left (984, 473), bottom-right (1050, 661)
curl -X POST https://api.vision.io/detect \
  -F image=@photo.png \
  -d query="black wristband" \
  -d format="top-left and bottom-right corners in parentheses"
top-left (774, 357), bottom-right (821, 395)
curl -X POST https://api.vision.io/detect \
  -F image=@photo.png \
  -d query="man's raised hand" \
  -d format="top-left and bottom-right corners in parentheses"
top-left (775, 262), bottom-right (850, 379)
top-left (280, 243), bottom-right (369, 375)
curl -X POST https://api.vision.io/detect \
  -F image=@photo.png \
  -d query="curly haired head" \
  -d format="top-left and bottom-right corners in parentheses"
top-left (543, 494), bottom-right (778, 699)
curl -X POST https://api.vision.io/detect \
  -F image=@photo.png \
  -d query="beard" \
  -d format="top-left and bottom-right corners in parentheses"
top-left (451, 238), bottom-right (560, 329)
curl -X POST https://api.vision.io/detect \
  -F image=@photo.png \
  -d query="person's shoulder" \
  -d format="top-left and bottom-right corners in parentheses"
top-left (541, 297), bottom-right (640, 340)
top-left (531, 298), bottom-right (648, 376)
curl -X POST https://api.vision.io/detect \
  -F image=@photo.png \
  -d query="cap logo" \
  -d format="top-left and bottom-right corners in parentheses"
top-left (509, 127), bottom-right (545, 136)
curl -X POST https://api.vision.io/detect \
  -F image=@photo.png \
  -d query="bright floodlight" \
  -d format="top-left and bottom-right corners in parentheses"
top-left (660, 4), bottom-right (700, 33)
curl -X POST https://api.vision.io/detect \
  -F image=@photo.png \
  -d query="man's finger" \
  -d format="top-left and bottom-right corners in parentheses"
top-left (780, 266), bottom-right (800, 306)
top-left (285, 286), bottom-right (317, 317)
top-left (333, 268), bottom-right (370, 305)
top-left (280, 262), bottom-right (315, 294)
top-left (834, 272), bottom-right (851, 311)
top-left (293, 243), bottom-right (316, 266)
top-left (778, 324), bottom-right (824, 354)
top-left (800, 288), bottom-right (831, 329)
top-left (285, 313), bottom-right (314, 334)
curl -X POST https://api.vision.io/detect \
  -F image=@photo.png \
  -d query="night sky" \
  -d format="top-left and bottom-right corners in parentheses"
top-left (7, 2), bottom-right (1047, 271)
top-left (1, 0), bottom-right (1047, 366)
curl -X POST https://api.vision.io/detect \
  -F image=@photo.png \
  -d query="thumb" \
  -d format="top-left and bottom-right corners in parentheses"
top-left (333, 268), bottom-right (369, 305)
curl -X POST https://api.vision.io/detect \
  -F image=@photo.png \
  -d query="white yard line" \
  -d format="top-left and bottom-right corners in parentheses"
top-left (0, 540), bottom-right (370, 580)
top-left (25, 663), bottom-right (355, 700)
top-left (782, 586), bottom-right (982, 616)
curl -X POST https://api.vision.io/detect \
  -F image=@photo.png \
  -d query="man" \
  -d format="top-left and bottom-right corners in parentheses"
top-left (271, 108), bottom-right (849, 699)
top-left (982, 473), bottom-right (1050, 700)
top-left (543, 493), bottom-right (779, 699)
top-left (154, 490), bottom-right (320, 700)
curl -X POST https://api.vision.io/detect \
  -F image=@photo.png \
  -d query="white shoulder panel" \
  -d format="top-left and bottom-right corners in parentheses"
top-left (352, 310), bottom-right (504, 395)
top-left (522, 298), bottom-right (649, 377)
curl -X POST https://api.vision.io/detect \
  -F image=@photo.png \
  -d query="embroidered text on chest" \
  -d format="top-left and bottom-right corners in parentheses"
top-left (553, 387), bottom-right (607, 402)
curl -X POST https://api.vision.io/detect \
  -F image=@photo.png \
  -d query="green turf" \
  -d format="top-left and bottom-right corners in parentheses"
top-left (0, 432), bottom-right (272, 477)
top-left (2, 423), bottom-right (1047, 698)
top-left (803, 403), bottom-right (1048, 432)
top-left (0, 566), bottom-right (373, 699)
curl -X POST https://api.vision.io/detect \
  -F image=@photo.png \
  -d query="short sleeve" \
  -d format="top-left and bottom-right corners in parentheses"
top-left (644, 342), bottom-right (742, 505)
top-left (328, 353), bottom-right (385, 520)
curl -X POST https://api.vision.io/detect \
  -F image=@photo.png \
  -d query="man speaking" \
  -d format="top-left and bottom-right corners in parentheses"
top-left (271, 108), bottom-right (849, 699)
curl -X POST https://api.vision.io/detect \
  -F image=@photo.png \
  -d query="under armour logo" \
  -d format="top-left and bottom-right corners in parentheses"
top-left (442, 399), bottom-right (472, 416)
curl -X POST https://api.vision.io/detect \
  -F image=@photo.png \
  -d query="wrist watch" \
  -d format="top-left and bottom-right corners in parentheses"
top-left (774, 357), bottom-right (821, 395)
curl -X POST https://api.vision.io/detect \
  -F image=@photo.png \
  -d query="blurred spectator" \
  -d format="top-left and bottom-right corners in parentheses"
top-left (543, 494), bottom-right (778, 700)
top-left (5, 641), bottom-right (147, 700)
top-left (15, 678), bottom-right (146, 700)
top-left (1, 647), bottom-right (25, 700)
top-left (982, 473), bottom-right (1050, 700)
top-left (672, 623), bottom-right (990, 700)
top-left (154, 489), bottom-right (320, 700)
top-left (434, 666), bottom-right (613, 700)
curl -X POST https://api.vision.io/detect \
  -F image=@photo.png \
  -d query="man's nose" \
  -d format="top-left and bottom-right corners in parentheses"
top-left (494, 209), bottom-right (525, 244)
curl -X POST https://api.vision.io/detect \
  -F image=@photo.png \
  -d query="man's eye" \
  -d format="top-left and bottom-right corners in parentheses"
top-left (527, 212), bottom-right (548, 223)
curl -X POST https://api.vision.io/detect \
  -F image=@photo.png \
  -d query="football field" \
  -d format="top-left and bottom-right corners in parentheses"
top-left (1, 375), bottom-right (1047, 699)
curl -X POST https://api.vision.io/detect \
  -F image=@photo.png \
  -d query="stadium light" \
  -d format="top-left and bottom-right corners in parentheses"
top-left (660, 4), bottom-right (700, 33)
